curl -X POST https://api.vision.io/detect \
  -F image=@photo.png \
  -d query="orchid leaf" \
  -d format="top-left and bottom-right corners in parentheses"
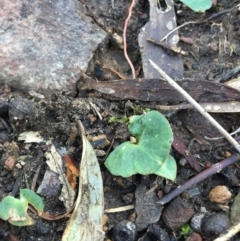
top-left (105, 111), bottom-right (177, 181)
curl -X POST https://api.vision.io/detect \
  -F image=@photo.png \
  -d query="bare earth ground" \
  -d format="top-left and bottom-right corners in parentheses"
top-left (1, 0), bottom-right (240, 240)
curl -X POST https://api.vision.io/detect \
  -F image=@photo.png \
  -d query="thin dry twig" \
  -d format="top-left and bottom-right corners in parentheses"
top-left (0, 117), bottom-right (11, 132)
top-left (89, 101), bottom-right (102, 120)
top-left (31, 164), bottom-right (42, 191)
top-left (205, 127), bottom-right (240, 141)
top-left (160, 3), bottom-right (240, 42)
top-left (102, 67), bottom-right (126, 79)
top-left (78, 0), bottom-right (109, 33)
top-left (123, 0), bottom-right (136, 78)
top-left (105, 204), bottom-right (135, 213)
top-left (149, 59), bottom-right (240, 153)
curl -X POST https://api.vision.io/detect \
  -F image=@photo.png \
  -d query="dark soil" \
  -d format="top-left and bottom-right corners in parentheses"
top-left (1, 0), bottom-right (240, 240)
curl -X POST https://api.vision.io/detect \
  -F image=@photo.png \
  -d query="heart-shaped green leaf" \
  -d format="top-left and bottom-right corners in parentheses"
top-left (105, 111), bottom-right (176, 180)
top-left (180, 0), bottom-right (212, 12)
top-left (0, 189), bottom-right (43, 226)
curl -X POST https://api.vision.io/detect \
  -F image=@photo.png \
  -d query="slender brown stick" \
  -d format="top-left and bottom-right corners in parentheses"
top-left (158, 154), bottom-right (240, 205)
top-left (123, 0), bottom-right (136, 78)
top-left (31, 164), bottom-right (42, 191)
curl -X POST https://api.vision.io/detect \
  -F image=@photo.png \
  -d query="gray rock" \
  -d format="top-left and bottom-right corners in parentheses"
top-left (113, 220), bottom-right (137, 241)
top-left (190, 213), bottom-right (205, 233)
top-left (135, 183), bottom-right (162, 231)
top-left (0, 0), bottom-right (106, 94)
top-left (201, 213), bottom-right (230, 239)
top-left (9, 97), bottom-right (40, 131)
top-left (162, 197), bottom-right (194, 230)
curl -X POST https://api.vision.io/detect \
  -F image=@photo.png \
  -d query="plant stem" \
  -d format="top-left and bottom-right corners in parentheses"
top-left (149, 59), bottom-right (240, 153)
top-left (158, 154), bottom-right (240, 205)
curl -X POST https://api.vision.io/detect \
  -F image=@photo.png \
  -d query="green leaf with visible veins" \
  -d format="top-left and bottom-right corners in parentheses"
top-left (104, 111), bottom-right (177, 180)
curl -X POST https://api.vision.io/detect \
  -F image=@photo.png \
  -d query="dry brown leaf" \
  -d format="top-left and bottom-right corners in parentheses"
top-left (64, 154), bottom-right (79, 189)
top-left (138, 0), bottom-right (183, 79)
top-left (45, 142), bottom-right (75, 210)
top-left (62, 121), bottom-right (104, 241)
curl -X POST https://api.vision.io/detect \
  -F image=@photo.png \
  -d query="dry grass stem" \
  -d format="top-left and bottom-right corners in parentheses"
top-left (105, 205), bottom-right (135, 213)
top-left (214, 222), bottom-right (240, 241)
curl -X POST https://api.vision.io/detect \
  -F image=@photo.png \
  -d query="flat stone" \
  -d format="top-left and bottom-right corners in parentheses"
top-left (201, 213), bottom-right (230, 239)
top-left (186, 232), bottom-right (202, 241)
top-left (162, 197), bottom-right (194, 230)
top-left (0, 0), bottom-right (106, 94)
top-left (135, 183), bottom-right (162, 231)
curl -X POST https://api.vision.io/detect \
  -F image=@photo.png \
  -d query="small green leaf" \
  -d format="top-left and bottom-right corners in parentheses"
top-left (180, 0), bottom-right (212, 12)
top-left (121, 114), bottom-right (128, 123)
top-left (0, 196), bottom-right (27, 221)
top-left (0, 195), bottom-right (34, 226)
top-left (105, 111), bottom-right (177, 180)
top-left (0, 189), bottom-right (43, 226)
top-left (180, 224), bottom-right (192, 238)
top-left (109, 116), bottom-right (116, 123)
top-left (20, 189), bottom-right (44, 215)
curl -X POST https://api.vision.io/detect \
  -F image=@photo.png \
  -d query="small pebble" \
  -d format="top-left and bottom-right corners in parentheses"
top-left (192, 63), bottom-right (200, 70)
top-left (122, 193), bottom-right (134, 205)
top-left (111, 33), bottom-right (123, 49)
top-left (179, 157), bottom-right (188, 166)
top-left (208, 185), bottom-right (232, 204)
top-left (190, 213), bottom-right (205, 233)
top-left (112, 220), bottom-right (137, 241)
top-left (187, 187), bottom-right (201, 198)
top-left (5, 156), bottom-right (16, 170)
top-left (91, 134), bottom-right (110, 148)
top-left (201, 213), bottom-right (230, 239)
top-left (94, 149), bottom-right (106, 157)
top-left (186, 232), bottom-right (202, 241)
top-left (94, 62), bottom-right (103, 79)
top-left (138, 223), bottom-right (177, 241)
top-left (162, 198), bottom-right (194, 230)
